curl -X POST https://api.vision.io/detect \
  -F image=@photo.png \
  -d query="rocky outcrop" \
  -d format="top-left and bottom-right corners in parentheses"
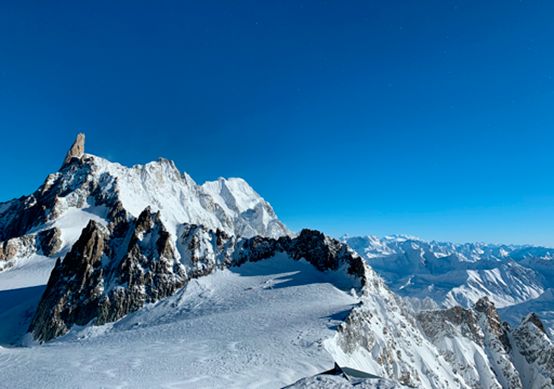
top-left (37, 227), bottom-right (62, 256)
top-left (29, 209), bottom-right (185, 341)
top-left (415, 298), bottom-right (527, 388)
top-left (233, 229), bottom-right (366, 282)
top-left (522, 312), bottom-right (547, 335)
top-left (474, 296), bottom-right (513, 352)
top-left (0, 235), bottom-right (36, 262)
top-left (287, 230), bottom-right (365, 279)
top-left (0, 155), bottom-right (107, 243)
top-left (29, 213), bottom-right (364, 342)
top-left (511, 313), bottom-right (554, 388)
top-left (28, 220), bottom-right (107, 341)
top-left (0, 228), bottom-right (61, 269)
top-left (62, 133), bottom-right (85, 167)
top-left (418, 305), bottom-right (482, 345)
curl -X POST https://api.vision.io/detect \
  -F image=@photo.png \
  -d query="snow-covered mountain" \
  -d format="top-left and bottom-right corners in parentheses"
top-left (0, 134), bottom-right (288, 268)
top-left (345, 235), bottom-right (554, 332)
top-left (0, 134), bottom-right (552, 388)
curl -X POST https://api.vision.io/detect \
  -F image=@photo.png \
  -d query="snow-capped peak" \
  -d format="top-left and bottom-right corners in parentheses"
top-left (84, 152), bottom-right (289, 239)
top-left (0, 134), bottom-right (289, 268)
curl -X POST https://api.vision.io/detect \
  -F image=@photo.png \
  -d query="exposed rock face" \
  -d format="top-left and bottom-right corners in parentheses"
top-left (418, 305), bottom-right (482, 344)
top-left (0, 156), bottom-right (99, 243)
top-left (0, 228), bottom-right (61, 271)
top-left (28, 220), bottom-right (107, 341)
top-left (0, 235), bottom-right (36, 263)
top-left (62, 133), bottom-right (85, 167)
top-left (37, 227), bottom-right (62, 256)
top-left (29, 214), bottom-right (364, 342)
top-left (29, 209), bottom-right (184, 341)
top-left (523, 312), bottom-right (547, 335)
top-left (511, 313), bottom-right (554, 388)
top-left (474, 296), bottom-right (512, 351)
top-left (416, 297), bottom-right (522, 389)
top-left (233, 229), bottom-right (366, 282)
top-left (288, 230), bottom-right (365, 278)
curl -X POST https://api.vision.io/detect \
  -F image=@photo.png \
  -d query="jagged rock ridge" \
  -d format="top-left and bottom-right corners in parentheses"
top-left (29, 210), bottom-right (364, 341)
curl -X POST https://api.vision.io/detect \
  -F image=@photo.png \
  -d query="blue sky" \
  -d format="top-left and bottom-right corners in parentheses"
top-left (1, 1), bottom-right (554, 245)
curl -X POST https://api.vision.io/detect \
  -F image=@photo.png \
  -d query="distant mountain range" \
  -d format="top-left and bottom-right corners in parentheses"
top-left (344, 235), bottom-right (554, 335)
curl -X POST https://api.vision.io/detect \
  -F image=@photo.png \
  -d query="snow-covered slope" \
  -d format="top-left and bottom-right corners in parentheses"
top-left (201, 177), bottom-right (287, 239)
top-left (0, 256), bottom-right (359, 388)
top-left (89, 155), bottom-right (288, 239)
top-left (324, 266), bottom-right (470, 388)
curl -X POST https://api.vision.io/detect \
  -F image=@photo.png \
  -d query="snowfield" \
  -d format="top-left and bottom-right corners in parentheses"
top-left (0, 255), bottom-right (358, 389)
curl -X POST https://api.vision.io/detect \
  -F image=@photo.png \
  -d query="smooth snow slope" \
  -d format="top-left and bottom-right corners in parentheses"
top-left (0, 255), bottom-right (358, 389)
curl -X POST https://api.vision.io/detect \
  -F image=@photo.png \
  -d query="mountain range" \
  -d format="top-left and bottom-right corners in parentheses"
top-left (344, 235), bottom-right (554, 338)
top-left (0, 134), bottom-right (552, 388)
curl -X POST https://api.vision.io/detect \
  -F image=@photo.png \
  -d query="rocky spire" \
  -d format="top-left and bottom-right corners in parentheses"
top-left (62, 133), bottom-right (85, 167)
top-left (522, 312), bottom-right (547, 334)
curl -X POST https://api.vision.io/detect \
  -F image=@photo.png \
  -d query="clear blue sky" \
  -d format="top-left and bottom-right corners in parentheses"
top-left (1, 1), bottom-right (554, 245)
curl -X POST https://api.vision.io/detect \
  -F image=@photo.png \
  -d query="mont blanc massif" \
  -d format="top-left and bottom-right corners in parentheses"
top-left (0, 134), bottom-right (552, 389)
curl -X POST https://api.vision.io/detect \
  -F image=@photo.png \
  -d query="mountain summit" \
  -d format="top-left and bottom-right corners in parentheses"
top-left (0, 134), bottom-right (289, 265)
top-left (62, 132), bottom-right (85, 167)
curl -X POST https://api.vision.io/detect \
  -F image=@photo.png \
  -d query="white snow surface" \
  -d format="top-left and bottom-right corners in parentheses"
top-left (89, 155), bottom-right (289, 239)
top-left (0, 255), bottom-right (358, 388)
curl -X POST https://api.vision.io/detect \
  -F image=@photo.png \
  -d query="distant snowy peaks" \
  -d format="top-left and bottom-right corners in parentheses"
top-left (382, 234), bottom-right (422, 242)
top-left (62, 132), bottom-right (85, 167)
top-left (344, 234), bottom-right (554, 314)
